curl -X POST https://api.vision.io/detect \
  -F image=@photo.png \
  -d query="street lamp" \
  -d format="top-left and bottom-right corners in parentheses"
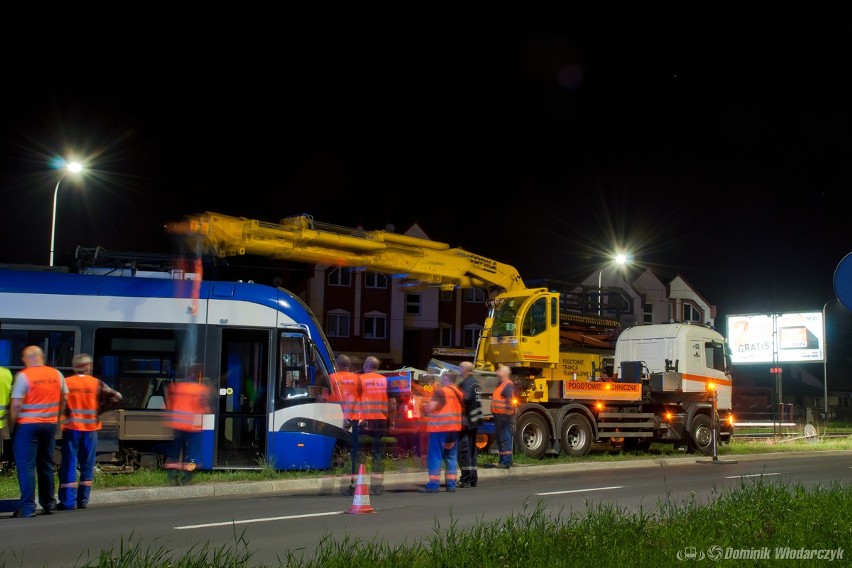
top-left (49, 160), bottom-right (84, 267)
top-left (598, 253), bottom-right (629, 316)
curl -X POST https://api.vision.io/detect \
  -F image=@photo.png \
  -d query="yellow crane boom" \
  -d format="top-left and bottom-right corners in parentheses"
top-left (168, 212), bottom-right (525, 294)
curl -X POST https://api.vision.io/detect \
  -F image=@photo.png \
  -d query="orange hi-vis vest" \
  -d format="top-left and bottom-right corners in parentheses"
top-left (63, 373), bottom-right (101, 431)
top-left (358, 371), bottom-right (388, 420)
top-left (491, 380), bottom-right (515, 415)
top-left (330, 371), bottom-right (360, 420)
top-left (166, 381), bottom-right (208, 432)
top-left (427, 384), bottom-right (463, 432)
top-left (16, 366), bottom-right (63, 424)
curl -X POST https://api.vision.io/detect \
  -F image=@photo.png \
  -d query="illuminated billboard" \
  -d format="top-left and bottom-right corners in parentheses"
top-left (726, 312), bottom-right (824, 364)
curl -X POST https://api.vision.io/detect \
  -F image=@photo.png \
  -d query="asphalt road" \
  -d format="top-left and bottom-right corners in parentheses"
top-left (2, 450), bottom-right (849, 567)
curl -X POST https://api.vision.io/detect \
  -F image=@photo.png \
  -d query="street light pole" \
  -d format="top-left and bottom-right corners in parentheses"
top-left (597, 253), bottom-right (629, 316)
top-left (822, 298), bottom-right (835, 418)
top-left (49, 161), bottom-right (83, 267)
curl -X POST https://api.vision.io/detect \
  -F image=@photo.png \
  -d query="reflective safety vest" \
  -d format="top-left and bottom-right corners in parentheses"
top-left (329, 371), bottom-right (360, 420)
top-left (166, 381), bottom-right (209, 432)
top-left (358, 372), bottom-right (388, 420)
top-left (0, 367), bottom-right (11, 430)
top-left (491, 379), bottom-right (515, 415)
top-left (427, 384), bottom-right (463, 432)
top-left (15, 366), bottom-right (64, 424)
top-left (63, 374), bottom-right (101, 431)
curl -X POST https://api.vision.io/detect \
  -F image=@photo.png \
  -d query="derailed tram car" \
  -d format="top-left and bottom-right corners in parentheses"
top-left (0, 267), bottom-right (350, 472)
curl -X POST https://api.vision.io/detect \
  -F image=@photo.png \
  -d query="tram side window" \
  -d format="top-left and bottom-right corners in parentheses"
top-left (94, 328), bottom-right (186, 411)
top-left (0, 328), bottom-right (77, 374)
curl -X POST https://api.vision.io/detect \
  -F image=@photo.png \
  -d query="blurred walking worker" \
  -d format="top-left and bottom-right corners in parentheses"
top-left (164, 376), bottom-right (212, 484)
top-left (419, 370), bottom-right (463, 493)
top-left (358, 355), bottom-right (395, 495)
top-left (456, 361), bottom-right (482, 488)
top-left (329, 353), bottom-right (361, 495)
top-left (491, 365), bottom-right (516, 468)
top-left (58, 353), bottom-right (123, 510)
top-left (10, 345), bottom-right (68, 517)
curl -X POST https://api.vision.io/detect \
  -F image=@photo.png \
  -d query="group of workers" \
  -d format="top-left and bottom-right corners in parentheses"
top-left (0, 347), bottom-right (520, 516)
top-left (0, 346), bottom-right (211, 518)
top-left (329, 354), bottom-right (517, 495)
top-left (1, 346), bottom-right (122, 518)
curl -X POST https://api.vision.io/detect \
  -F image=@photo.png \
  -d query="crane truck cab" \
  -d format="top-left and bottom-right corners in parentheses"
top-left (612, 321), bottom-right (735, 451)
top-left (613, 321), bottom-right (732, 407)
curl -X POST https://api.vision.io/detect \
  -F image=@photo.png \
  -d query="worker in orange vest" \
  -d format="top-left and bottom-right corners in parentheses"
top-left (9, 345), bottom-right (68, 517)
top-left (358, 355), bottom-right (396, 495)
top-left (58, 353), bottom-right (123, 510)
top-left (490, 365), bottom-right (516, 469)
top-left (164, 375), bottom-right (212, 484)
top-left (329, 353), bottom-right (362, 495)
top-left (419, 369), bottom-right (463, 493)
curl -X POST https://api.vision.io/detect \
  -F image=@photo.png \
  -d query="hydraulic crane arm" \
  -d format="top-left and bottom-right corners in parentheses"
top-left (167, 212), bottom-right (527, 293)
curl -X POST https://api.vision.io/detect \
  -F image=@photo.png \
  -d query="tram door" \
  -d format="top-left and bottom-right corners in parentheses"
top-left (216, 328), bottom-right (269, 467)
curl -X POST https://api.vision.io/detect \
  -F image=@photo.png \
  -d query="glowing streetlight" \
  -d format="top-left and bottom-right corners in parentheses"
top-left (598, 252), bottom-right (630, 316)
top-left (49, 160), bottom-right (84, 267)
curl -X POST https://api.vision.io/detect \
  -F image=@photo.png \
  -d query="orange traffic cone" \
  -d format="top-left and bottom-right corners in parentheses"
top-left (346, 464), bottom-right (376, 514)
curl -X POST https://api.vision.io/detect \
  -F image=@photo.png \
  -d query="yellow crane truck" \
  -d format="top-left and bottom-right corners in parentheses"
top-left (168, 212), bottom-right (734, 457)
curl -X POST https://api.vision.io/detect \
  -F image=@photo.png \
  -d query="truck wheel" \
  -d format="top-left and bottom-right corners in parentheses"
top-left (515, 413), bottom-right (549, 459)
top-left (559, 414), bottom-right (593, 457)
top-left (688, 414), bottom-right (714, 455)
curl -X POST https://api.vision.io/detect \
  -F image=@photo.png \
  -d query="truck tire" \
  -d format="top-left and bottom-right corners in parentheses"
top-left (515, 413), bottom-right (549, 459)
top-left (559, 414), bottom-right (593, 457)
top-left (688, 414), bottom-right (715, 455)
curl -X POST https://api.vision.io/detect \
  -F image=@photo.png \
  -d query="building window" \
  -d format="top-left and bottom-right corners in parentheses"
top-left (463, 288), bottom-right (486, 303)
top-left (363, 313), bottom-right (387, 339)
top-left (463, 326), bottom-right (481, 349)
top-left (406, 293), bottom-right (422, 315)
top-left (440, 290), bottom-right (453, 302)
top-left (365, 272), bottom-right (387, 289)
top-left (644, 303), bottom-right (654, 324)
top-left (683, 303), bottom-right (702, 323)
top-left (326, 311), bottom-right (351, 337)
top-left (328, 267), bottom-right (352, 287)
top-left (435, 325), bottom-right (452, 347)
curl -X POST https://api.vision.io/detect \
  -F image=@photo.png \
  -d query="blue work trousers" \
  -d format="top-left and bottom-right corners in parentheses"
top-left (59, 429), bottom-right (98, 509)
top-left (425, 431), bottom-right (458, 491)
top-left (13, 422), bottom-right (58, 516)
top-left (494, 414), bottom-right (514, 466)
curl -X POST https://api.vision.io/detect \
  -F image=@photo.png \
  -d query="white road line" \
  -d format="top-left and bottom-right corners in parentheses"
top-left (725, 473), bottom-right (781, 479)
top-left (175, 510), bottom-right (344, 529)
top-left (536, 485), bottom-right (625, 496)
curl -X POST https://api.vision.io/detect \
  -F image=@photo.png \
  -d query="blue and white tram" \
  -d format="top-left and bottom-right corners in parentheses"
top-left (0, 268), bottom-right (349, 471)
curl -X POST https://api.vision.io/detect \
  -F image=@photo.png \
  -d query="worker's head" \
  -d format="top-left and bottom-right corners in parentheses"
top-left (459, 361), bottom-right (474, 376)
top-left (496, 365), bottom-right (511, 380)
top-left (73, 353), bottom-right (94, 373)
top-left (21, 345), bottom-right (45, 367)
top-left (335, 353), bottom-right (352, 371)
top-left (363, 356), bottom-right (380, 372)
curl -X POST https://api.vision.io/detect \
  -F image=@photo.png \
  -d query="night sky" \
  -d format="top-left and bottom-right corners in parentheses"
top-left (2, 9), bottom-right (851, 367)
